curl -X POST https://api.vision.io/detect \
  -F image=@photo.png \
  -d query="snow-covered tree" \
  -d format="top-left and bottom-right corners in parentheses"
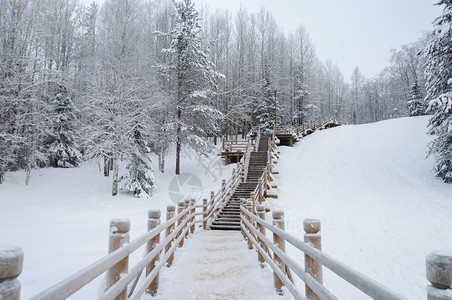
top-left (161, 0), bottom-right (222, 174)
top-left (256, 61), bottom-right (276, 132)
top-left (120, 123), bottom-right (155, 198)
top-left (48, 84), bottom-right (81, 168)
top-left (424, 0), bottom-right (452, 182)
top-left (407, 80), bottom-right (427, 116)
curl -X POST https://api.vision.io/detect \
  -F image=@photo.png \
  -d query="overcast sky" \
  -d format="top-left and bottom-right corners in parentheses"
top-left (82, 0), bottom-right (442, 79)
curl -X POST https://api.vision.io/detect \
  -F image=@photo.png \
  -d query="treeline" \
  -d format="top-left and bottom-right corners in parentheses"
top-left (0, 0), bottom-right (440, 195)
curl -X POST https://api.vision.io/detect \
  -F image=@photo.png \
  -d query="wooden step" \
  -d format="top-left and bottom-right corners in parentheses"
top-left (210, 224), bottom-right (241, 231)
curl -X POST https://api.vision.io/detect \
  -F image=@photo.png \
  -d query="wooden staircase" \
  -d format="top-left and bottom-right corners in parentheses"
top-left (210, 135), bottom-right (270, 231)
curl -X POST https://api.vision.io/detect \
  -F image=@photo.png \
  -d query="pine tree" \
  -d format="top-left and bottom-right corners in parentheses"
top-left (256, 61), bottom-right (276, 132)
top-left (120, 123), bottom-right (155, 198)
top-left (48, 84), bottom-right (81, 168)
top-left (424, 0), bottom-right (452, 182)
top-left (161, 0), bottom-right (222, 174)
top-left (407, 80), bottom-right (427, 116)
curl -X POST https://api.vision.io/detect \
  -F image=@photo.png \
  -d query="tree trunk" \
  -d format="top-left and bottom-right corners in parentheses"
top-left (104, 156), bottom-right (109, 177)
top-left (112, 151), bottom-right (119, 196)
top-left (176, 108), bottom-right (181, 175)
top-left (159, 147), bottom-right (165, 173)
top-left (0, 172), bottom-right (4, 184)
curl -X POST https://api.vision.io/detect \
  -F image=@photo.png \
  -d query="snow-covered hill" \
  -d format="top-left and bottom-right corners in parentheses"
top-left (276, 116), bottom-right (452, 299)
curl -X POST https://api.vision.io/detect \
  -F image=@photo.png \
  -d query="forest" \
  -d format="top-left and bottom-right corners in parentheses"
top-left (0, 0), bottom-right (450, 197)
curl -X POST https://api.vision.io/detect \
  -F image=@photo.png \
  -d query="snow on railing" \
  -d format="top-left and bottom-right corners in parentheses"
top-left (240, 206), bottom-right (410, 300)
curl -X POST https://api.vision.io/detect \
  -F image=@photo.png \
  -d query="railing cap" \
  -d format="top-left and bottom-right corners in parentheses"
top-left (110, 219), bottom-right (131, 233)
top-left (0, 246), bottom-right (24, 279)
top-left (166, 205), bottom-right (176, 212)
top-left (426, 251), bottom-right (452, 288)
top-left (148, 209), bottom-right (161, 219)
top-left (272, 210), bottom-right (284, 219)
top-left (256, 204), bottom-right (266, 213)
top-left (304, 219), bottom-right (321, 234)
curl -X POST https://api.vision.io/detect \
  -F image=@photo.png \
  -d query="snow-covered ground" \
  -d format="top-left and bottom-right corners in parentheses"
top-left (0, 148), bottom-right (233, 298)
top-left (1, 116), bottom-right (451, 299)
top-left (276, 116), bottom-right (452, 299)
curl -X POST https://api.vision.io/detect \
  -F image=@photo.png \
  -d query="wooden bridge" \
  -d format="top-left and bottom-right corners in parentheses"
top-left (220, 118), bottom-right (345, 164)
top-left (2, 122), bottom-right (451, 300)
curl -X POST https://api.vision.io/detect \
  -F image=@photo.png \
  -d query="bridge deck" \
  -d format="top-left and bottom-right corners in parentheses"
top-left (156, 231), bottom-right (287, 300)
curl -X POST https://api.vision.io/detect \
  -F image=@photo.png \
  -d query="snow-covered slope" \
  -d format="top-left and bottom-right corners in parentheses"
top-left (276, 116), bottom-right (452, 299)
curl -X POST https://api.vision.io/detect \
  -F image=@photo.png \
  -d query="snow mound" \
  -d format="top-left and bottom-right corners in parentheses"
top-left (277, 116), bottom-right (452, 299)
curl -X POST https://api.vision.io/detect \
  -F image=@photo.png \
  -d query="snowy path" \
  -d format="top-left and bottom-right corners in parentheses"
top-left (154, 230), bottom-right (288, 300)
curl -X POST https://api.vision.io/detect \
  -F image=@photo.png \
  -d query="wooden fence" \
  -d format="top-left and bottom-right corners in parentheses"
top-left (240, 204), bottom-right (452, 300)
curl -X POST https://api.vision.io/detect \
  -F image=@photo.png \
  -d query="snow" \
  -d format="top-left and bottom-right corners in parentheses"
top-left (0, 148), bottom-right (232, 298)
top-left (1, 116), bottom-right (452, 299)
top-left (276, 116), bottom-right (452, 299)
top-left (153, 231), bottom-right (287, 300)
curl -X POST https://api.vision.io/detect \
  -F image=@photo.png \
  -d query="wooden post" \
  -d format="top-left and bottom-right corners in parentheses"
top-left (165, 205), bottom-right (176, 267)
top-left (222, 179), bottom-right (226, 195)
top-left (304, 219), bottom-right (323, 300)
top-left (256, 205), bottom-right (266, 267)
top-left (202, 198), bottom-right (208, 230)
top-left (177, 201), bottom-right (185, 248)
top-left (190, 199), bottom-right (196, 234)
top-left (250, 192), bottom-right (256, 214)
top-left (272, 210), bottom-right (285, 295)
top-left (107, 219), bottom-right (130, 300)
top-left (146, 211), bottom-right (160, 296)
top-left (246, 200), bottom-right (254, 250)
top-left (240, 198), bottom-right (248, 241)
top-left (0, 246), bottom-right (23, 300)
top-left (258, 179), bottom-right (263, 203)
top-left (184, 199), bottom-right (190, 239)
top-left (426, 251), bottom-right (452, 300)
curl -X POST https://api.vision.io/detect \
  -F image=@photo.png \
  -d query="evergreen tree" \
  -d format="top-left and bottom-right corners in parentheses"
top-left (120, 123), bottom-right (155, 198)
top-left (161, 0), bottom-right (222, 174)
top-left (407, 80), bottom-right (427, 116)
top-left (48, 84), bottom-right (81, 168)
top-left (424, 0), bottom-right (452, 182)
top-left (256, 61), bottom-right (276, 132)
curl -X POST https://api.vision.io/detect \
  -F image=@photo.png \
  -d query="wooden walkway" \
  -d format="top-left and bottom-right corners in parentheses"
top-left (210, 135), bottom-right (270, 230)
top-left (155, 231), bottom-right (287, 300)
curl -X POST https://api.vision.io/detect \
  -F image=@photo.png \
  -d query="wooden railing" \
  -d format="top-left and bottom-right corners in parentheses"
top-left (221, 139), bottom-right (248, 152)
top-left (204, 162), bottom-right (244, 228)
top-left (242, 127), bottom-right (258, 183)
top-left (24, 202), bottom-right (193, 300)
top-left (240, 206), bottom-right (410, 300)
top-left (276, 117), bottom-right (347, 138)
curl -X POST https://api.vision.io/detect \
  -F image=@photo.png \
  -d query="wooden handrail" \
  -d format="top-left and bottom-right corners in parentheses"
top-left (240, 207), bottom-right (407, 300)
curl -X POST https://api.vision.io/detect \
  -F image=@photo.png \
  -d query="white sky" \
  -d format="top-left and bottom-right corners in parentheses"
top-left (194, 0), bottom-right (442, 79)
top-left (82, 0), bottom-right (442, 79)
